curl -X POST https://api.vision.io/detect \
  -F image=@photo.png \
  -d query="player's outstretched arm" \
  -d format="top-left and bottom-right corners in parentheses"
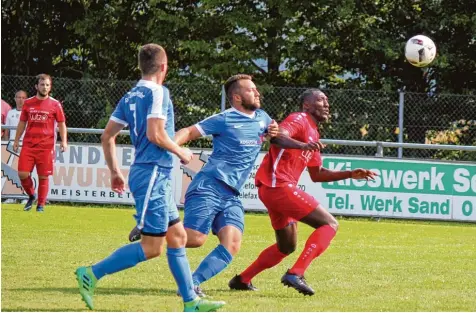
top-left (308, 166), bottom-right (377, 183)
top-left (147, 118), bottom-right (193, 164)
top-left (174, 125), bottom-right (202, 146)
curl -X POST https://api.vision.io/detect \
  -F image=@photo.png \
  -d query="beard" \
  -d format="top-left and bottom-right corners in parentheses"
top-left (241, 98), bottom-right (259, 111)
top-left (313, 111), bottom-right (329, 122)
top-left (37, 91), bottom-right (49, 97)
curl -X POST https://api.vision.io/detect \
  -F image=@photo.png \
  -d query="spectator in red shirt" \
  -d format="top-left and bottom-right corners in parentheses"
top-left (13, 74), bottom-right (68, 212)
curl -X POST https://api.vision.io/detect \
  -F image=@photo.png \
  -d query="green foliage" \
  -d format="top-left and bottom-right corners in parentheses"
top-left (2, 0), bottom-right (475, 155)
top-left (426, 119), bottom-right (476, 161)
top-left (3, 0), bottom-right (476, 92)
top-left (402, 93), bottom-right (476, 159)
top-left (1, 0), bottom-right (87, 77)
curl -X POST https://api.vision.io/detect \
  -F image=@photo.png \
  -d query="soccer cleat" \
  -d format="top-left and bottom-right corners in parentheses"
top-left (23, 194), bottom-right (36, 211)
top-left (228, 275), bottom-right (258, 291)
top-left (75, 266), bottom-right (98, 310)
top-left (36, 205), bottom-right (44, 213)
top-left (177, 285), bottom-right (208, 298)
top-left (128, 226), bottom-right (141, 242)
top-left (184, 297), bottom-right (226, 312)
top-left (281, 270), bottom-right (315, 296)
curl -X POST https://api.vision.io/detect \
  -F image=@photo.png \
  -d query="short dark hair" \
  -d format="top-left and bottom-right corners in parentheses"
top-left (299, 88), bottom-right (323, 107)
top-left (224, 74), bottom-right (252, 101)
top-left (138, 44), bottom-right (166, 75)
top-left (36, 74), bottom-right (52, 85)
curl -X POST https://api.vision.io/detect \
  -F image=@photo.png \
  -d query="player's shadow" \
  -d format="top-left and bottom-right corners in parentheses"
top-left (10, 287), bottom-right (177, 296)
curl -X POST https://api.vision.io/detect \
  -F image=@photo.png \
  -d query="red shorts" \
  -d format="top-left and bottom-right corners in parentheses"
top-left (18, 148), bottom-right (55, 176)
top-left (258, 183), bottom-right (319, 230)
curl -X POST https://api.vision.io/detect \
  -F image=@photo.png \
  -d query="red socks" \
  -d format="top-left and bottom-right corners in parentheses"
top-left (20, 177), bottom-right (35, 196)
top-left (289, 225), bottom-right (336, 276)
top-left (240, 225), bottom-right (337, 282)
top-left (37, 178), bottom-right (49, 206)
top-left (240, 243), bottom-right (288, 283)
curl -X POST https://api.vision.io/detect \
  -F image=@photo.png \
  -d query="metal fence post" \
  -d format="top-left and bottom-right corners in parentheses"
top-left (398, 91), bottom-right (405, 158)
top-left (220, 85), bottom-right (226, 112)
top-left (375, 142), bottom-right (384, 157)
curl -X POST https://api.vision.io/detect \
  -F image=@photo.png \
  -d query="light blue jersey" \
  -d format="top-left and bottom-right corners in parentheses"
top-left (111, 79), bottom-right (175, 168)
top-left (111, 79), bottom-right (178, 236)
top-left (195, 107), bottom-right (272, 193)
top-left (184, 107), bottom-right (272, 236)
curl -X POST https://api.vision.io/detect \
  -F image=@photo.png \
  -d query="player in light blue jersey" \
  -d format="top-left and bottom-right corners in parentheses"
top-left (74, 44), bottom-right (225, 312)
top-left (171, 74), bottom-right (318, 296)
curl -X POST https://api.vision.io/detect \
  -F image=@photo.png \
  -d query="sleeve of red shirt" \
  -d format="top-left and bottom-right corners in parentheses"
top-left (55, 101), bottom-right (66, 123)
top-left (279, 113), bottom-right (304, 138)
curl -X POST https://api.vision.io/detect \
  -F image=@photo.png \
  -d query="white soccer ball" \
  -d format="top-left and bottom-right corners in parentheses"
top-left (404, 35), bottom-right (437, 67)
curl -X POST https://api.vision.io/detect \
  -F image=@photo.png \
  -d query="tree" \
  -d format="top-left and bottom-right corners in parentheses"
top-left (1, 0), bottom-right (86, 77)
top-left (2, 0), bottom-right (475, 153)
top-left (3, 0), bottom-right (476, 92)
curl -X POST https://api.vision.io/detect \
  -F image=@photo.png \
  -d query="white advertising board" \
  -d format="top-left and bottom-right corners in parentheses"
top-left (2, 143), bottom-right (475, 222)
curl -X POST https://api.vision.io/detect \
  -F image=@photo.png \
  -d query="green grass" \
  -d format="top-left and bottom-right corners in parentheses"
top-left (2, 204), bottom-right (476, 312)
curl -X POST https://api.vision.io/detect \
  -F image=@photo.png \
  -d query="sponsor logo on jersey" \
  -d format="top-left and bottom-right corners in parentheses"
top-left (29, 113), bottom-right (48, 122)
top-left (125, 91), bottom-right (145, 102)
top-left (240, 139), bottom-right (260, 146)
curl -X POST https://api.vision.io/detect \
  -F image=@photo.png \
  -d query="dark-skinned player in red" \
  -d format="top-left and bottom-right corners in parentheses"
top-left (229, 89), bottom-right (377, 295)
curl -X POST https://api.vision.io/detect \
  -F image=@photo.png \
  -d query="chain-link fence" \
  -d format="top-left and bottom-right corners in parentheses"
top-left (2, 75), bottom-right (475, 161)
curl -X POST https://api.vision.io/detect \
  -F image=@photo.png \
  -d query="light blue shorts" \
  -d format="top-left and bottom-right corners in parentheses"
top-left (129, 164), bottom-right (180, 237)
top-left (183, 172), bottom-right (244, 235)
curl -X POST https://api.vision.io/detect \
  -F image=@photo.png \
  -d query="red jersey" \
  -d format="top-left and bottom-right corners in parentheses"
top-left (20, 96), bottom-right (66, 149)
top-left (256, 112), bottom-right (322, 187)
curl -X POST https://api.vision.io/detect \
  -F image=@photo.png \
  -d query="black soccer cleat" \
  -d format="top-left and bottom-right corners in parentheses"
top-left (228, 275), bottom-right (258, 291)
top-left (128, 226), bottom-right (141, 242)
top-left (23, 194), bottom-right (37, 211)
top-left (281, 270), bottom-right (315, 296)
top-left (36, 205), bottom-right (44, 213)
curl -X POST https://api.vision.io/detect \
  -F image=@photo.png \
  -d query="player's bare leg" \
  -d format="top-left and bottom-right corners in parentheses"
top-left (129, 226), bottom-right (209, 247)
top-left (275, 222), bottom-right (298, 255)
top-left (230, 223), bottom-right (297, 290)
top-left (185, 228), bottom-right (208, 248)
top-left (18, 171), bottom-right (36, 211)
top-left (282, 205), bottom-right (338, 296)
top-left (217, 225), bottom-right (242, 256)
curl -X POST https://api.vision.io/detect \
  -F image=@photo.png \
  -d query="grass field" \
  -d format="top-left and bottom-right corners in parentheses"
top-left (2, 204), bottom-right (476, 312)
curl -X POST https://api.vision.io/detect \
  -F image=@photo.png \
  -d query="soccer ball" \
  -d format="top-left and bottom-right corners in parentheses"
top-left (404, 35), bottom-right (437, 67)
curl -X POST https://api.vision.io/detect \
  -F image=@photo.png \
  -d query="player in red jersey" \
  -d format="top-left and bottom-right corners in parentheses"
top-left (13, 74), bottom-right (68, 212)
top-left (229, 89), bottom-right (377, 295)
